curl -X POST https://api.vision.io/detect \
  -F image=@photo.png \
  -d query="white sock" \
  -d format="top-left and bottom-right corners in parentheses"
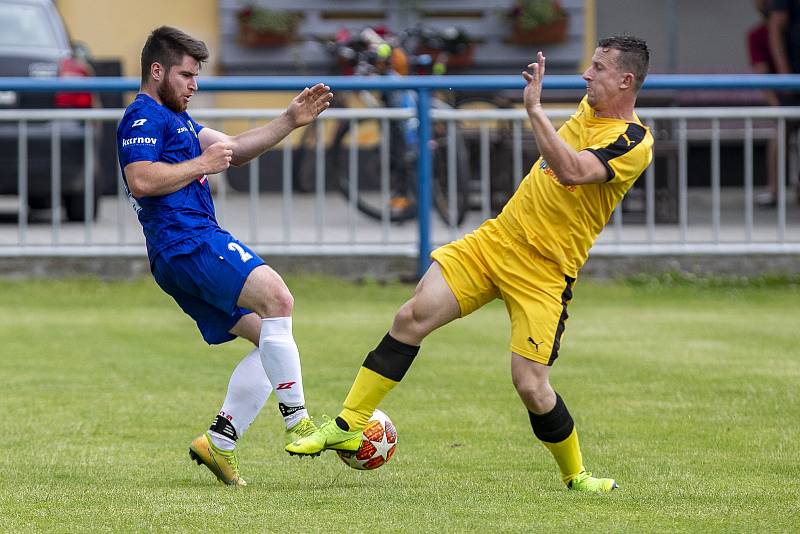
top-left (208, 348), bottom-right (272, 451)
top-left (208, 431), bottom-right (236, 451)
top-left (259, 316), bottom-right (308, 429)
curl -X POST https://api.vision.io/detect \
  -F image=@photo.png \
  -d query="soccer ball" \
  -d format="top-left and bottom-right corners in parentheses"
top-left (337, 409), bottom-right (397, 470)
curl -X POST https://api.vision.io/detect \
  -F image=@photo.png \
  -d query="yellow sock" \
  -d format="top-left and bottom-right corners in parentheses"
top-left (541, 427), bottom-right (585, 485)
top-left (339, 367), bottom-right (398, 429)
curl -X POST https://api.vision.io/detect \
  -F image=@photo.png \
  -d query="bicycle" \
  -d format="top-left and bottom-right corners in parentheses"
top-left (292, 27), bottom-right (471, 226)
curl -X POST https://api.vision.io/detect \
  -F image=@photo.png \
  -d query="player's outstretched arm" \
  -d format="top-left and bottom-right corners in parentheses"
top-left (285, 83), bottom-right (334, 127)
top-left (200, 83), bottom-right (333, 167)
top-left (125, 141), bottom-right (232, 197)
top-left (523, 52), bottom-right (606, 186)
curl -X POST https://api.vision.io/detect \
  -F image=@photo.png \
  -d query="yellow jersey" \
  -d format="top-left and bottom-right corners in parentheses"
top-left (496, 96), bottom-right (654, 278)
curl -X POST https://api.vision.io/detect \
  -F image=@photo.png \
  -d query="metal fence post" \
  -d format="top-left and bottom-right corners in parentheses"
top-left (416, 88), bottom-right (433, 279)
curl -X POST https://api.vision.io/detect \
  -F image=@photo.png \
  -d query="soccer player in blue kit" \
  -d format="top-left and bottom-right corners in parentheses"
top-left (117, 26), bottom-right (333, 486)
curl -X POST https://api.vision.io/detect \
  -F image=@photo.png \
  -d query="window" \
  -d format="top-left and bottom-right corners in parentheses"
top-left (0, 3), bottom-right (59, 48)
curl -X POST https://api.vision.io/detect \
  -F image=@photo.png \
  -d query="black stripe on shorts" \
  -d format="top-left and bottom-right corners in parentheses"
top-left (548, 275), bottom-right (575, 365)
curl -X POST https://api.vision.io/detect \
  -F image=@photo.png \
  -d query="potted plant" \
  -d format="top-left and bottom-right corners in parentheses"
top-left (507, 0), bottom-right (569, 45)
top-left (237, 5), bottom-right (302, 47)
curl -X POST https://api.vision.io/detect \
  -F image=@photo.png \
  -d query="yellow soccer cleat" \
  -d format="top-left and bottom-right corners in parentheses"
top-left (189, 433), bottom-right (246, 486)
top-left (284, 417), bottom-right (318, 445)
top-left (567, 471), bottom-right (618, 493)
top-left (285, 417), bottom-right (362, 457)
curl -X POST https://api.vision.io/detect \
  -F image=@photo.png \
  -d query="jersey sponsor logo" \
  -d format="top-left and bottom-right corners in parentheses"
top-left (540, 159), bottom-right (576, 192)
top-left (131, 118), bottom-right (147, 127)
top-left (276, 381), bottom-right (296, 390)
top-left (176, 126), bottom-right (188, 134)
top-left (121, 136), bottom-right (158, 147)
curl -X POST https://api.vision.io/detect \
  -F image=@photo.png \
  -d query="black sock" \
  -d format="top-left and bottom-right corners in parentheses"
top-left (363, 333), bottom-right (420, 381)
top-left (335, 416), bottom-right (350, 431)
top-left (528, 393), bottom-right (574, 443)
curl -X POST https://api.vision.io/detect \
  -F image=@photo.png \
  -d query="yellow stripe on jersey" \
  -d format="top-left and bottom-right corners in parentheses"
top-left (496, 96), bottom-right (654, 278)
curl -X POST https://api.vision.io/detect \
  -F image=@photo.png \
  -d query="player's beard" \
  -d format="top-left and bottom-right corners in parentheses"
top-left (157, 78), bottom-right (186, 113)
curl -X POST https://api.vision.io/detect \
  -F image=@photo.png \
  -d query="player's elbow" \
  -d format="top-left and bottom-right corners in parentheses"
top-left (554, 168), bottom-right (590, 186)
top-left (555, 158), bottom-right (607, 185)
top-left (555, 174), bottom-right (580, 186)
top-left (126, 173), bottom-right (153, 198)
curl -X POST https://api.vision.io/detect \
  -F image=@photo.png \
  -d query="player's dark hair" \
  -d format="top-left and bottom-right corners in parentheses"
top-left (598, 35), bottom-right (649, 91)
top-left (140, 26), bottom-right (209, 84)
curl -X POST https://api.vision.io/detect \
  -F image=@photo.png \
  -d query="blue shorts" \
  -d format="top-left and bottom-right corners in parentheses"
top-left (151, 231), bottom-right (265, 344)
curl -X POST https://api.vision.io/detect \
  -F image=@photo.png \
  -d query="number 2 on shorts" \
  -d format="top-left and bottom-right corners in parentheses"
top-left (227, 242), bottom-right (253, 263)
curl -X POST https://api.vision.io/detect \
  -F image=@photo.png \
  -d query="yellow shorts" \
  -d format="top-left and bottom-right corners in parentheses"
top-left (430, 218), bottom-right (575, 366)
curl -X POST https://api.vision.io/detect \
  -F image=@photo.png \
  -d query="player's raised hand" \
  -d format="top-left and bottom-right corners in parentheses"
top-left (522, 51), bottom-right (546, 114)
top-left (200, 141), bottom-right (233, 174)
top-left (286, 83), bottom-right (333, 127)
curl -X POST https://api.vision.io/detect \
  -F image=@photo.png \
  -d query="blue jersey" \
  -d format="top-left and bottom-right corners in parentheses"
top-left (117, 94), bottom-right (218, 262)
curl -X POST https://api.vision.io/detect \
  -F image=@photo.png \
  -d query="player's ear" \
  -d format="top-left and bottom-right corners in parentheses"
top-left (150, 62), bottom-right (163, 82)
top-left (620, 72), bottom-right (634, 90)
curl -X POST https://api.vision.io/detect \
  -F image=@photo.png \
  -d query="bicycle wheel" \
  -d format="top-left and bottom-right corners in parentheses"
top-left (431, 122), bottom-right (471, 227)
top-left (292, 123), bottom-right (320, 193)
top-left (454, 95), bottom-right (518, 215)
top-left (331, 116), bottom-right (418, 223)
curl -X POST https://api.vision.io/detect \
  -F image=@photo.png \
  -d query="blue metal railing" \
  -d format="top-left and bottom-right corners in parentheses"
top-left (5, 74), bottom-right (800, 276)
top-left (4, 73), bottom-right (800, 92)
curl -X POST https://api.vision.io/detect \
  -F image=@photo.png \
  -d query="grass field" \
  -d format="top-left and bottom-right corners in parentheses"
top-left (1, 275), bottom-right (799, 532)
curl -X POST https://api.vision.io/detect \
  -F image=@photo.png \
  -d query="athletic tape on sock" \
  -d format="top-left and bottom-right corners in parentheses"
top-left (363, 333), bottom-right (420, 382)
top-left (528, 393), bottom-right (574, 443)
top-left (210, 413), bottom-right (239, 441)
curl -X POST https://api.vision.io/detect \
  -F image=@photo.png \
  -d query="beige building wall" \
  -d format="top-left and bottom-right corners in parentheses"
top-left (56, 0), bottom-right (219, 77)
top-left (56, 0), bottom-right (297, 133)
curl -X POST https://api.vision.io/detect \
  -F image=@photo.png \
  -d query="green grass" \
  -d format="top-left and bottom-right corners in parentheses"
top-left (1, 275), bottom-right (799, 533)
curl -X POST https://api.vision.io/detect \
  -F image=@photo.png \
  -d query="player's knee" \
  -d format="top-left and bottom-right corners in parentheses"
top-left (392, 301), bottom-right (414, 333)
top-left (513, 376), bottom-right (553, 413)
top-left (392, 298), bottom-right (430, 341)
top-left (254, 286), bottom-right (293, 318)
top-left (393, 301), bottom-right (418, 332)
top-left (270, 287), bottom-right (294, 316)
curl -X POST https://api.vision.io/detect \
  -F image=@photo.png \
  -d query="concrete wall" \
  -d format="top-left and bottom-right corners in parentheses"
top-left (218, 0), bottom-right (588, 75)
top-left (56, 1), bottom-right (768, 77)
top-left (596, 0), bottom-right (763, 73)
top-left (2, 255), bottom-right (798, 282)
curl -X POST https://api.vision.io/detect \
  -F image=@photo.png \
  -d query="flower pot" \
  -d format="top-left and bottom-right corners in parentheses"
top-left (511, 16), bottom-right (568, 45)
top-left (444, 43), bottom-right (475, 69)
top-left (238, 25), bottom-right (294, 47)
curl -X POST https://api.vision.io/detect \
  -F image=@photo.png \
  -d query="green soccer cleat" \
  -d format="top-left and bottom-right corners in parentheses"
top-left (567, 471), bottom-right (618, 493)
top-left (285, 416), bottom-right (362, 457)
top-left (189, 433), bottom-right (246, 487)
top-left (284, 417), bottom-right (317, 445)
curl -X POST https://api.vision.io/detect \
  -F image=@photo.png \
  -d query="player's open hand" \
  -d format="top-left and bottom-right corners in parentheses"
top-left (522, 51), bottom-right (546, 115)
top-left (286, 83), bottom-right (333, 127)
top-left (200, 141), bottom-right (233, 174)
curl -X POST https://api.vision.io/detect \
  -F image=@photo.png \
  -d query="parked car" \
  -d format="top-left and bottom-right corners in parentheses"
top-left (0, 0), bottom-right (100, 221)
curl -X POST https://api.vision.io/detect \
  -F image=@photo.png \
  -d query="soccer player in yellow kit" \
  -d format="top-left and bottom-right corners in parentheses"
top-left (288, 35), bottom-right (653, 493)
